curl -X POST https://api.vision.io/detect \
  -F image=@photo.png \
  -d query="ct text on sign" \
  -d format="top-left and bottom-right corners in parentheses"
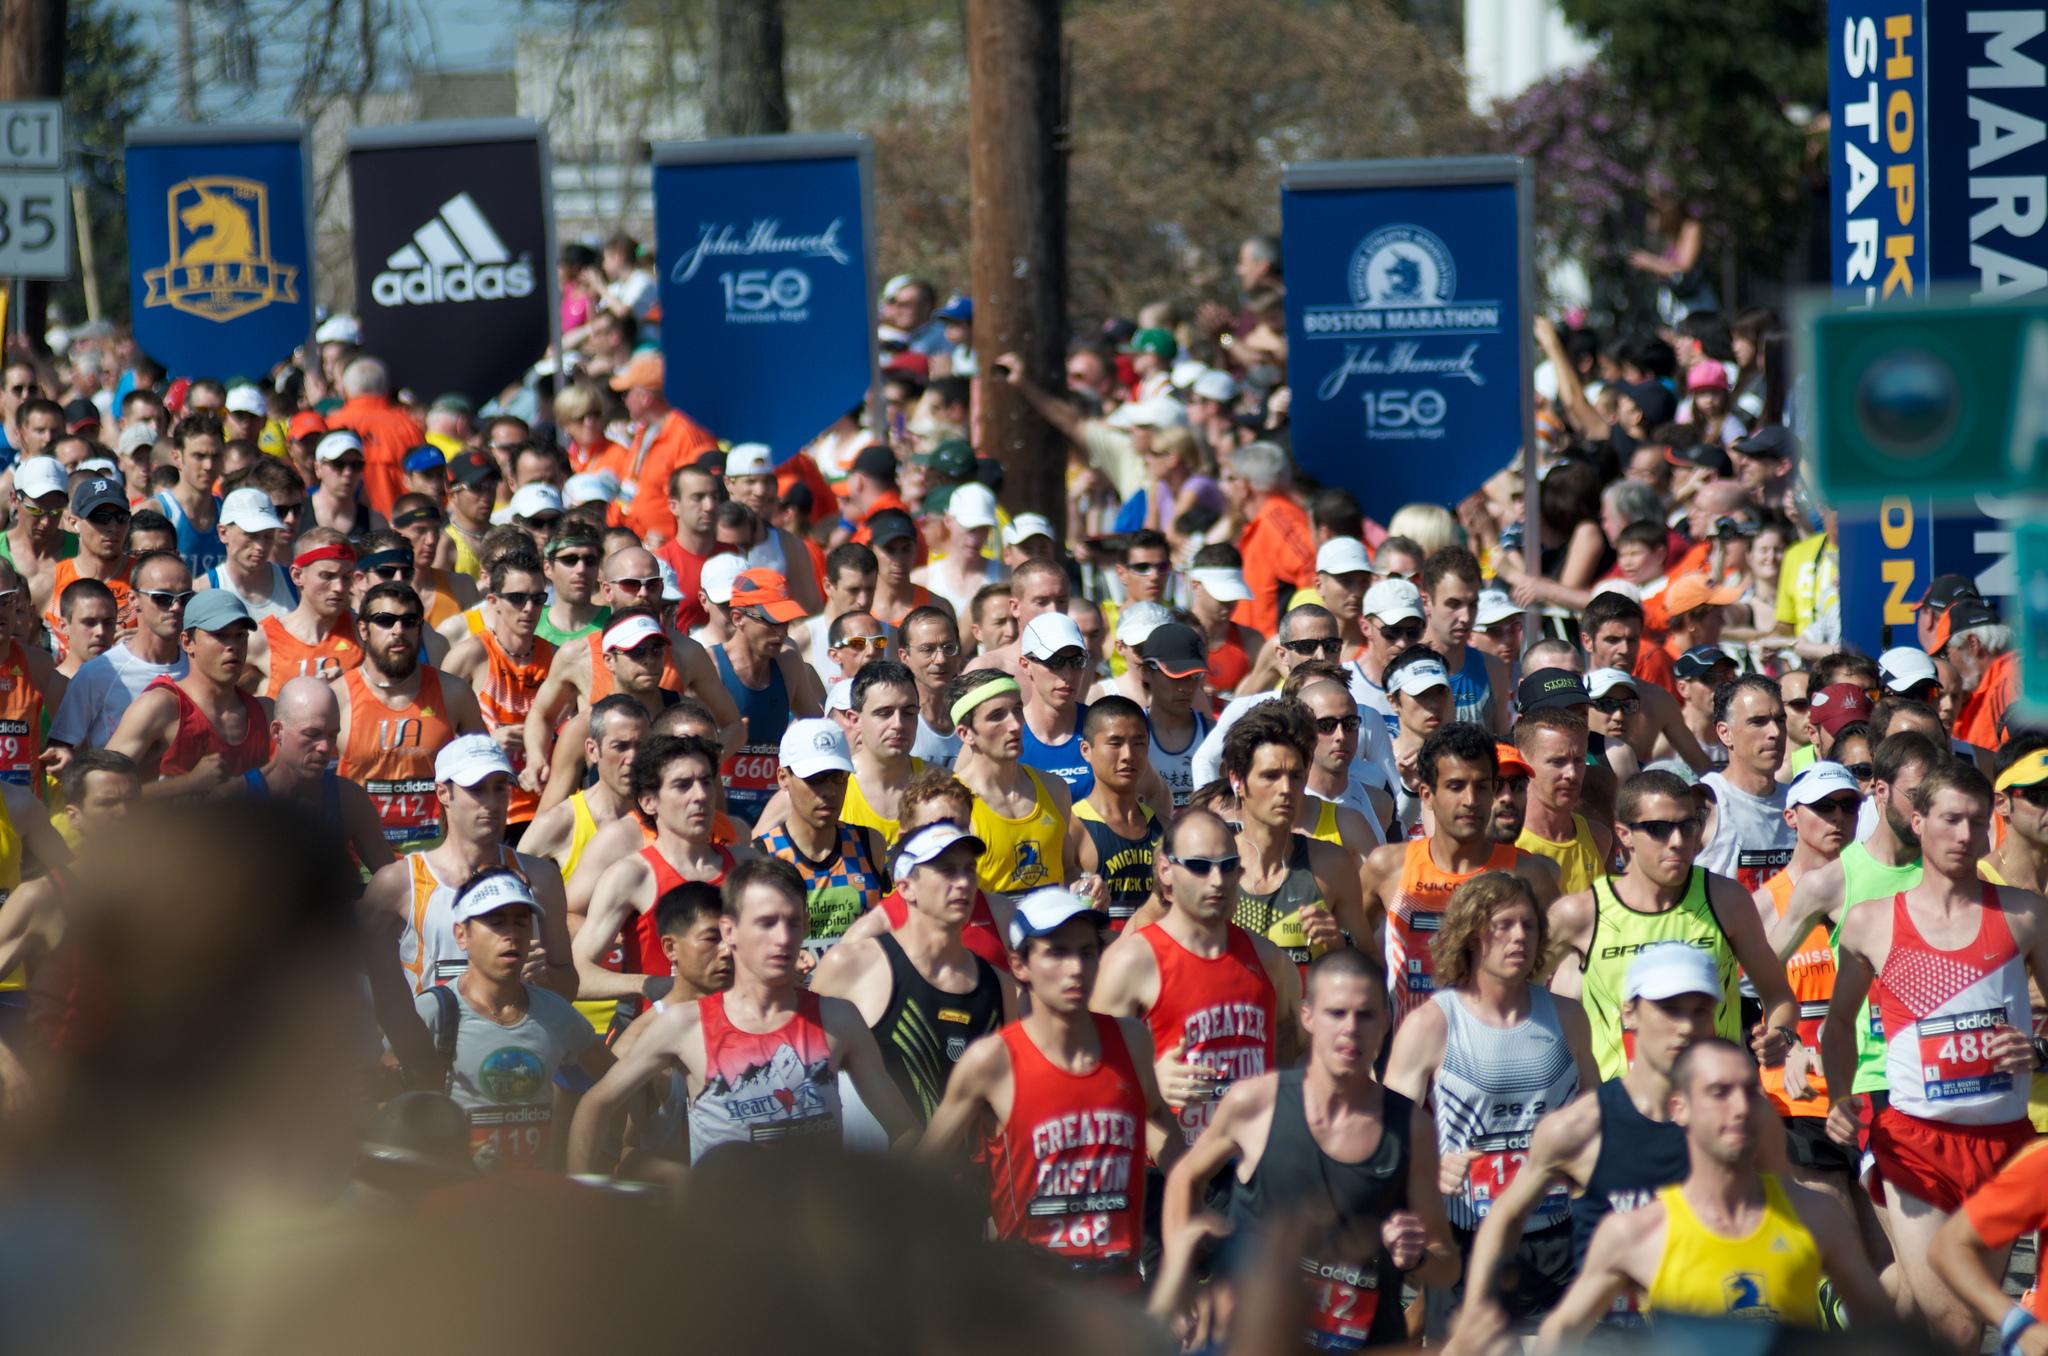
top-left (0, 102), bottom-right (70, 280)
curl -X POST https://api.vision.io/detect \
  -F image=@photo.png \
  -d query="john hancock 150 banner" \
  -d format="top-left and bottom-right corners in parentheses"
top-left (653, 135), bottom-right (876, 463)
top-left (348, 119), bottom-right (557, 405)
top-left (1281, 157), bottom-right (1534, 523)
top-left (126, 125), bottom-right (312, 381)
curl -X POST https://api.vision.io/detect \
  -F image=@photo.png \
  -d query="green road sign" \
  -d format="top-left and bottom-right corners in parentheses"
top-left (2020, 523), bottom-right (2048, 722)
top-left (1808, 301), bottom-right (2047, 505)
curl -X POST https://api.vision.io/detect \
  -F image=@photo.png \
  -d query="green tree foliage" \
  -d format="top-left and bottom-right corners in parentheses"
top-left (61, 0), bottom-right (159, 324)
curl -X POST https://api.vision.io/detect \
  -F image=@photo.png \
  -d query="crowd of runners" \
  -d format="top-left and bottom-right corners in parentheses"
top-left (0, 245), bottom-right (2041, 1354)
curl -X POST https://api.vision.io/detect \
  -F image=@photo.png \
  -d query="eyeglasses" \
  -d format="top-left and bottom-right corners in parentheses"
top-left (364, 611), bottom-right (423, 630)
top-left (1168, 853), bottom-right (1241, 877)
top-left (607, 575), bottom-right (663, 595)
top-left (1124, 560), bottom-right (1167, 575)
top-left (368, 564), bottom-right (415, 581)
top-left (86, 507), bottom-right (129, 527)
top-left (1592, 695), bottom-right (1640, 716)
top-left (1314, 714), bottom-right (1362, 736)
top-left (495, 590), bottom-right (548, 609)
top-left (1281, 636), bottom-right (1343, 658)
top-left (1624, 816), bottom-right (1700, 841)
top-left (1842, 762), bottom-right (1875, 781)
top-left (1784, 697), bottom-right (1811, 713)
top-left (909, 641), bottom-right (960, 658)
top-left (15, 500), bottom-right (63, 519)
top-left (835, 634), bottom-right (887, 652)
top-left (1030, 651), bottom-right (1089, 672)
top-left (1804, 794), bottom-right (1861, 818)
top-left (273, 501), bottom-right (307, 520)
top-left (550, 551), bottom-right (600, 569)
top-left (141, 589), bottom-right (195, 610)
top-left (1378, 622), bottom-right (1424, 645)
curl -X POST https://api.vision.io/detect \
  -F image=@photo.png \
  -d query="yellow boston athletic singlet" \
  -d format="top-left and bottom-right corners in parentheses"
top-left (1986, 856), bottom-right (2048, 1130)
top-left (1646, 1175), bottom-right (1821, 1326)
top-left (1516, 812), bottom-right (1606, 894)
top-left (841, 760), bottom-right (925, 849)
top-left (972, 769), bottom-right (1067, 895)
top-left (562, 791), bottom-right (619, 1035)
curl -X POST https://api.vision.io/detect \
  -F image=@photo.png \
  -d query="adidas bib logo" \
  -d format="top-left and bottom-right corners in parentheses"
top-left (372, 191), bottom-right (535, 307)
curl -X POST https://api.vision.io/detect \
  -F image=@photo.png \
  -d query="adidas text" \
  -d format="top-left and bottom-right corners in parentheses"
top-left (373, 258), bottom-right (534, 306)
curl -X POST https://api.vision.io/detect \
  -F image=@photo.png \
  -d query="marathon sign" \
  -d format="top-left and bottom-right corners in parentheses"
top-left (125, 125), bottom-right (312, 380)
top-left (1280, 156), bottom-right (1534, 524)
top-left (652, 135), bottom-right (876, 465)
top-left (1829, 2), bottom-right (2048, 654)
top-left (347, 120), bottom-right (557, 405)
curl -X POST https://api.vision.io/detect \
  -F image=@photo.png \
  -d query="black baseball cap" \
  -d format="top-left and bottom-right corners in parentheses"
top-left (1620, 381), bottom-right (1677, 428)
top-left (1915, 573), bottom-right (1980, 613)
top-left (63, 398), bottom-right (101, 433)
top-left (850, 444), bottom-right (898, 484)
top-left (449, 450), bottom-right (498, 488)
top-left (1731, 425), bottom-right (1799, 461)
top-left (1517, 667), bottom-right (1589, 713)
top-left (1665, 442), bottom-right (1733, 477)
top-left (1137, 622), bottom-right (1208, 678)
top-left (1933, 597), bottom-right (2000, 655)
top-left (866, 507), bottom-right (916, 547)
top-left (70, 476), bottom-right (127, 517)
top-left (1674, 645), bottom-right (1739, 681)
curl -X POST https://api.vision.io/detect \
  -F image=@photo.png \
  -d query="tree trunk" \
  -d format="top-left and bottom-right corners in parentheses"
top-left (967, 0), bottom-right (1066, 532)
top-left (706, 0), bottom-right (788, 138)
top-left (0, 0), bottom-right (66, 356)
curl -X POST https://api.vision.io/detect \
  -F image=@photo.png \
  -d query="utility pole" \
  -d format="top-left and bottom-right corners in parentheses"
top-left (176, 0), bottom-right (197, 120)
top-left (967, 0), bottom-right (1066, 531)
top-left (707, 0), bottom-right (789, 137)
top-left (0, 0), bottom-right (65, 358)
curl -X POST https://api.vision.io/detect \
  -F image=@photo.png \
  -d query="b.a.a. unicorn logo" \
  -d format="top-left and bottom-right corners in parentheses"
top-left (143, 177), bottom-right (299, 322)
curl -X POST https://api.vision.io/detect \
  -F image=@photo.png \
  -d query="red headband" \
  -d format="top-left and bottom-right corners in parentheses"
top-left (293, 542), bottom-right (358, 570)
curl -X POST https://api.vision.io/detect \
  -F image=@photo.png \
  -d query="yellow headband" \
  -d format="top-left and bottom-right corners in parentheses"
top-left (950, 676), bottom-right (1020, 727)
top-left (1995, 750), bottom-right (2048, 793)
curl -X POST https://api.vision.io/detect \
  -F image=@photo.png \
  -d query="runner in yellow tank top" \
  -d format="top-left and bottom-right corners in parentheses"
top-left (842, 758), bottom-right (925, 847)
top-left (1517, 810), bottom-right (1607, 894)
top-left (949, 671), bottom-right (1076, 896)
top-left (837, 664), bottom-right (926, 849)
top-left (971, 767), bottom-right (1069, 894)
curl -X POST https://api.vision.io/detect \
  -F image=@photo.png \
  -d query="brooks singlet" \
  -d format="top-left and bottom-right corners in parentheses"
top-left (1235, 836), bottom-right (1331, 971)
top-left (756, 822), bottom-right (886, 946)
top-left (971, 769), bottom-right (1067, 895)
top-left (840, 760), bottom-right (924, 847)
top-left (1431, 987), bottom-right (1581, 1230)
top-left (1645, 1175), bottom-right (1822, 1326)
top-left (871, 931), bottom-right (1003, 1121)
top-left (687, 989), bottom-right (841, 1162)
top-left (1836, 841), bottom-right (1923, 1095)
top-left (1570, 1078), bottom-right (1689, 1329)
top-left (1073, 800), bottom-right (1161, 930)
top-left (1696, 771), bottom-right (1794, 892)
top-left (1446, 646), bottom-right (1494, 728)
top-left (710, 642), bottom-right (788, 824)
top-left (1760, 869), bottom-right (1834, 1117)
top-left (1877, 885), bottom-right (2033, 1125)
top-left (1137, 921), bottom-right (1276, 1143)
top-left (1226, 1073), bottom-right (1414, 1352)
top-left (1517, 814), bottom-right (1606, 895)
top-left (1148, 712), bottom-right (1210, 809)
top-left (1580, 869), bottom-right (1739, 1079)
top-left (985, 1014), bottom-right (1148, 1277)
top-left (1018, 703), bottom-right (1093, 799)
top-left (1387, 838), bottom-right (1521, 1025)
top-left (339, 666), bottom-right (454, 850)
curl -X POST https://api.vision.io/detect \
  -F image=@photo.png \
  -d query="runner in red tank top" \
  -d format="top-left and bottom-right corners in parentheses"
top-left (1092, 808), bottom-right (1301, 1144)
top-left (106, 591), bottom-right (271, 789)
top-left (922, 889), bottom-right (1181, 1282)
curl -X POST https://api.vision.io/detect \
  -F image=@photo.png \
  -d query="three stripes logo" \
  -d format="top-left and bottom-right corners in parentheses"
top-left (370, 192), bottom-right (535, 308)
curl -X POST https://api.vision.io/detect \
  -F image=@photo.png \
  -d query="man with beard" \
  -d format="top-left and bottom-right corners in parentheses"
top-left (333, 582), bottom-right (488, 851)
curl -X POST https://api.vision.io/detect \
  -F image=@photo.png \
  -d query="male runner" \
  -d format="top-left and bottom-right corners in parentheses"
top-left (1092, 808), bottom-right (1302, 1145)
top-left (1386, 871), bottom-right (1597, 1332)
top-left (0, 751), bottom-right (136, 1017)
top-left (1578, 590), bottom-right (1710, 771)
top-left (1512, 700), bottom-right (1615, 895)
top-left (1289, 662), bottom-right (1392, 846)
top-left (42, 475), bottom-right (135, 667)
top-left (921, 888), bottom-right (1181, 1281)
top-left (1156, 948), bottom-right (1459, 1352)
top-left (709, 567), bottom-right (823, 824)
top-left (1347, 577), bottom-right (1427, 742)
top-left (107, 590), bottom-right (270, 793)
top-left (790, 542), bottom-right (880, 683)
top-left (47, 552), bottom-right (190, 764)
top-left (199, 487), bottom-right (295, 623)
top-left (333, 581), bottom-right (487, 850)
top-left (566, 856), bottom-right (917, 1168)
top-left (0, 558), bottom-right (63, 788)
top-left (10, 459), bottom-right (77, 607)
top-left (1537, 1036), bottom-right (1886, 1342)
top-left (834, 660), bottom-right (924, 846)
top-left (1135, 622), bottom-right (1211, 808)
top-left (246, 528), bottom-right (364, 700)
top-left (811, 821), bottom-right (1013, 1120)
top-left (247, 676), bottom-right (396, 871)
top-left (1420, 545), bottom-right (1512, 732)
top-left (53, 578), bottom-right (116, 680)
top-left (534, 520), bottom-right (608, 646)
top-left (1547, 769), bottom-right (1796, 1079)
top-left (972, 557), bottom-right (1069, 697)
top-left (1696, 672), bottom-right (1795, 891)
top-left (532, 610), bottom-right (680, 805)
top-left (753, 718), bottom-right (887, 949)
top-left (154, 412), bottom-right (225, 575)
top-left (1359, 723), bottom-right (1561, 1027)
top-left (1930, 1136), bottom-right (2048, 1355)
top-left (1824, 760), bottom-right (2048, 1348)
top-left (950, 668), bottom-right (1078, 895)
top-left (1984, 741), bottom-right (2048, 894)
top-left (1488, 741), bottom-right (1535, 847)
top-left (1383, 646), bottom-right (1458, 836)
top-left (901, 604), bottom-right (966, 767)
top-left (443, 547), bottom-right (556, 834)
top-left (1017, 612), bottom-right (1096, 798)
top-left (1070, 697), bottom-right (1164, 931)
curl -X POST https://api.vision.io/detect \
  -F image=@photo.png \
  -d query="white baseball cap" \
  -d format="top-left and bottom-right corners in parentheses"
top-left (826, 678), bottom-right (854, 714)
top-left (1586, 667), bottom-right (1638, 700)
top-left (946, 481), bottom-right (998, 530)
top-left (219, 486), bottom-right (286, 535)
top-left (1362, 577), bottom-right (1424, 625)
top-left (1115, 600), bottom-right (1174, 647)
top-left (1003, 513), bottom-right (1055, 546)
top-left (315, 430), bottom-right (364, 463)
top-left (779, 718), bottom-right (855, 779)
top-left (1316, 536), bottom-right (1373, 578)
top-left (314, 313), bottom-right (361, 345)
top-left (1474, 589), bottom-right (1520, 628)
top-left (1105, 395), bottom-right (1189, 430)
top-left (1878, 646), bottom-right (1938, 693)
top-left (508, 483), bottom-right (564, 521)
top-left (225, 384), bottom-right (266, 417)
top-left (1192, 369), bottom-right (1240, 403)
top-left (434, 733), bottom-right (514, 788)
top-left (1189, 566), bottom-right (1252, 603)
top-left (1008, 887), bottom-right (1099, 949)
top-left (1590, 578), bottom-right (1643, 604)
top-left (76, 456), bottom-right (119, 479)
top-left (14, 457), bottom-right (67, 502)
top-left (1021, 612), bottom-right (1088, 661)
top-left (565, 470), bottom-right (621, 506)
top-left (1388, 657), bottom-right (1450, 698)
top-left (725, 443), bottom-right (774, 477)
top-left (1623, 941), bottom-right (1723, 1002)
top-left (450, 870), bottom-right (539, 924)
top-left (893, 821), bottom-right (988, 884)
top-left (1170, 358), bottom-right (1209, 391)
top-left (116, 424), bottom-right (158, 459)
top-left (699, 552), bottom-right (748, 605)
top-left (1787, 761), bottom-right (1863, 807)
top-left (601, 612), bottom-right (667, 654)
top-left (655, 556), bottom-right (683, 601)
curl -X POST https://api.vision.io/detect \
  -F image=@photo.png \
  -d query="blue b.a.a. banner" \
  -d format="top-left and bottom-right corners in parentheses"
top-left (1279, 157), bottom-right (1533, 522)
top-left (125, 125), bottom-right (311, 382)
top-left (1828, 1), bottom-right (2048, 654)
top-left (651, 135), bottom-right (875, 463)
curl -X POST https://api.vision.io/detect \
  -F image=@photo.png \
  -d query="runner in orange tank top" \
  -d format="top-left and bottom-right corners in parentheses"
top-left (0, 622), bottom-right (59, 790)
top-left (1359, 724), bottom-right (1562, 1026)
top-left (35, 476), bottom-right (135, 666)
top-left (443, 551), bottom-right (557, 828)
top-left (43, 558), bottom-right (134, 667)
top-left (246, 531), bottom-right (365, 699)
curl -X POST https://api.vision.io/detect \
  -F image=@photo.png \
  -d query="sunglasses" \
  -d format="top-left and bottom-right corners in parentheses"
top-left (488, 441), bottom-right (524, 453)
top-left (273, 501), bottom-right (307, 519)
top-left (1314, 714), bottom-right (1361, 736)
top-left (1124, 560), bottom-right (1167, 575)
top-left (1378, 622), bottom-right (1424, 644)
top-left (617, 638), bottom-right (666, 660)
top-left (1625, 816), bottom-right (1700, 841)
top-left (1592, 695), bottom-right (1640, 715)
top-left (368, 564), bottom-right (415, 581)
top-left (835, 634), bottom-right (887, 652)
top-left (327, 458), bottom-right (366, 472)
top-left (1169, 853), bottom-right (1241, 877)
top-left (550, 552), bottom-right (600, 569)
top-left (1903, 682), bottom-right (1945, 700)
top-left (608, 575), bottom-right (663, 595)
top-left (1784, 697), bottom-right (1810, 713)
top-left (1803, 794), bottom-right (1861, 818)
top-left (2012, 783), bottom-right (2048, 808)
top-left (141, 589), bottom-right (195, 610)
top-left (364, 611), bottom-right (423, 630)
top-left (6, 384), bottom-right (37, 396)
top-left (1031, 651), bottom-right (1089, 672)
top-left (15, 500), bottom-right (63, 519)
top-left (495, 590), bottom-right (548, 609)
top-left (522, 514), bottom-right (564, 529)
top-left (87, 507), bottom-right (130, 527)
top-left (1842, 762), bottom-right (1875, 781)
top-left (1281, 636), bottom-right (1343, 658)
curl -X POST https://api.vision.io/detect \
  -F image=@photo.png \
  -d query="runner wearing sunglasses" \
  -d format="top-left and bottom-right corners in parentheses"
top-left (41, 477), bottom-right (135, 667)
top-left (442, 547), bottom-right (557, 837)
top-left (1286, 663), bottom-right (1392, 848)
top-left (534, 520), bottom-right (609, 647)
top-left (1347, 577), bottom-right (1428, 745)
top-left (531, 610), bottom-right (683, 810)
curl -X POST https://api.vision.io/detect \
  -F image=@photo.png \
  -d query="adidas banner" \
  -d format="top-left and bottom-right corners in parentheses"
top-left (347, 120), bottom-right (556, 404)
top-left (652, 135), bottom-right (875, 463)
top-left (125, 125), bottom-right (313, 382)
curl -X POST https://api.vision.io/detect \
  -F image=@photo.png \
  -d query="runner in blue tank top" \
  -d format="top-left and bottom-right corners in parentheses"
top-left (1421, 547), bottom-right (1510, 733)
top-left (1017, 612), bottom-right (1095, 798)
top-left (158, 414), bottom-right (228, 576)
top-left (710, 567), bottom-right (818, 824)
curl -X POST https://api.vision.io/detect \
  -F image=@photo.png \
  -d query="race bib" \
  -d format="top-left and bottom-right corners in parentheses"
top-left (0, 718), bottom-right (33, 787)
top-left (368, 777), bottom-right (441, 848)
top-left (1466, 1127), bottom-right (1567, 1220)
top-left (1917, 1007), bottom-right (2013, 1100)
top-left (469, 1103), bottom-right (550, 1172)
top-left (1734, 847), bottom-right (1793, 894)
top-left (723, 746), bottom-right (778, 817)
top-left (1301, 1257), bottom-right (1381, 1352)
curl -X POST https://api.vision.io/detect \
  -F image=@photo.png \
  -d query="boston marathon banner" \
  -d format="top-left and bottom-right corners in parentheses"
top-left (1279, 156), bottom-right (1534, 523)
top-left (126, 125), bottom-right (311, 380)
top-left (1829, 1), bottom-right (2047, 653)
top-left (347, 120), bottom-right (557, 404)
top-left (651, 135), bottom-right (876, 462)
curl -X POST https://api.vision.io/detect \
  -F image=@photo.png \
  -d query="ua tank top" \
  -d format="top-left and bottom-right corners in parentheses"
top-left (1018, 703), bottom-right (1093, 799)
top-left (1226, 1072), bottom-right (1414, 1352)
top-left (1516, 813), bottom-right (1606, 895)
top-left (871, 931), bottom-right (1004, 1121)
top-left (620, 842), bottom-right (735, 978)
top-left (971, 769), bottom-right (1067, 895)
top-left (1073, 800), bottom-right (1161, 930)
top-left (475, 627), bottom-right (555, 822)
top-left (1147, 712), bottom-right (1209, 809)
top-left (756, 822), bottom-right (886, 949)
top-left (879, 887), bottom-right (1006, 968)
top-left (1760, 869), bottom-right (1834, 1117)
top-left (986, 1014), bottom-right (1147, 1276)
top-left (1431, 987), bottom-right (1582, 1230)
top-left (1234, 836), bottom-right (1330, 972)
top-left (710, 642), bottom-right (788, 824)
top-left (1137, 922), bottom-right (1276, 1144)
top-left (1646, 1175), bottom-right (1822, 1326)
top-left (687, 989), bottom-right (841, 1162)
top-left (259, 611), bottom-right (364, 700)
top-left (1387, 838), bottom-right (1521, 1025)
top-left (150, 675), bottom-right (269, 779)
top-left (1836, 842), bottom-right (1923, 1095)
top-left (840, 760), bottom-right (924, 847)
top-left (339, 666), bottom-right (454, 850)
top-left (0, 647), bottom-right (47, 788)
top-left (1878, 885), bottom-right (2033, 1124)
top-left (1696, 771), bottom-right (1794, 891)
top-left (1571, 1078), bottom-right (1690, 1328)
top-left (1581, 869), bottom-right (1739, 1079)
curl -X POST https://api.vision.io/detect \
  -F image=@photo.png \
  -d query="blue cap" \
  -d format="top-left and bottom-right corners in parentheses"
top-left (403, 445), bottom-right (447, 474)
top-left (182, 589), bottom-right (255, 635)
top-left (934, 294), bottom-right (972, 323)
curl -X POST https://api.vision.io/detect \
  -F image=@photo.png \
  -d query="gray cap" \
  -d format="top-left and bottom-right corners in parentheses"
top-left (182, 589), bottom-right (255, 634)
